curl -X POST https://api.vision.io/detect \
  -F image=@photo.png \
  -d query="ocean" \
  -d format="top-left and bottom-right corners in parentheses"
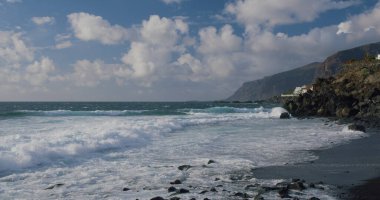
top-left (0, 102), bottom-right (366, 199)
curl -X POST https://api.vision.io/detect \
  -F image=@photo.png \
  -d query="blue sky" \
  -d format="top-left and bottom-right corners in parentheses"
top-left (0, 0), bottom-right (380, 101)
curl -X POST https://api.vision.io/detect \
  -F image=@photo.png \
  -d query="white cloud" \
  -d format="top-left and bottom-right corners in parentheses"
top-left (25, 57), bottom-right (56, 86)
top-left (67, 12), bottom-right (128, 45)
top-left (70, 59), bottom-right (115, 87)
top-left (31, 16), bottom-right (55, 26)
top-left (0, 31), bottom-right (34, 67)
top-left (120, 15), bottom-right (189, 85)
top-left (226, 0), bottom-right (359, 32)
top-left (6, 0), bottom-right (22, 3)
top-left (161, 0), bottom-right (184, 4)
top-left (55, 41), bottom-right (72, 49)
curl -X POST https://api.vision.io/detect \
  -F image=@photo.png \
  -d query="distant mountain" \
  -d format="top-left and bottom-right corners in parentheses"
top-left (227, 41), bottom-right (380, 101)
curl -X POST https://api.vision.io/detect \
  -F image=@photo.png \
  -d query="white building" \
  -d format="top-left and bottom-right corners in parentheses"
top-left (377, 54), bottom-right (380, 60)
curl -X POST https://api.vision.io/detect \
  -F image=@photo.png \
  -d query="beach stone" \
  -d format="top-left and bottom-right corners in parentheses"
top-left (280, 112), bottom-right (290, 119)
top-left (288, 182), bottom-right (305, 190)
top-left (170, 180), bottom-right (182, 184)
top-left (210, 187), bottom-right (217, 192)
top-left (348, 124), bottom-right (366, 132)
top-left (254, 194), bottom-right (264, 200)
top-left (44, 183), bottom-right (64, 190)
top-left (178, 165), bottom-right (191, 171)
top-left (122, 187), bottom-right (130, 191)
top-left (170, 197), bottom-right (180, 200)
top-left (207, 160), bottom-right (216, 164)
top-left (234, 192), bottom-right (251, 198)
top-left (199, 190), bottom-right (208, 194)
top-left (168, 186), bottom-right (177, 193)
top-left (278, 187), bottom-right (291, 198)
top-left (309, 197), bottom-right (320, 200)
top-left (178, 188), bottom-right (189, 194)
top-left (151, 197), bottom-right (165, 200)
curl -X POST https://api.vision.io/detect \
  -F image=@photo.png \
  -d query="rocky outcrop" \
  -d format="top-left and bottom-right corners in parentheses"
top-left (284, 60), bottom-right (380, 127)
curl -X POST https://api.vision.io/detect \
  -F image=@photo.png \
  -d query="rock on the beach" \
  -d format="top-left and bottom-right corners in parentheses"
top-left (309, 197), bottom-right (320, 200)
top-left (122, 187), bottom-right (130, 191)
top-left (207, 159), bottom-right (216, 164)
top-left (280, 112), bottom-right (290, 119)
top-left (44, 183), bottom-right (64, 190)
top-left (169, 197), bottom-right (180, 200)
top-left (288, 182), bottom-right (306, 190)
top-left (170, 180), bottom-right (182, 184)
top-left (151, 197), bottom-right (165, 200)
top-left (178, 188), bottom-right (189, 194)
top-left (348, 124), bottom-right (366, 132)
top-left (278, 187), bottom-right (291, 198)
top-left (178, 165), bottom-right (191, 171)
top-left (168, 186), bottom-right (177, 193)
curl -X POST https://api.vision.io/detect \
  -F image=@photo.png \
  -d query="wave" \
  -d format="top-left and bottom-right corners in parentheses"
top-left (183, 106), bottom-right (267, 114)
top-left (0, 107), bottom-right (292, 172)
top-left (0, 106), bottom-right (289, 118)
top-left (0, 109), bottom-right (186, 117)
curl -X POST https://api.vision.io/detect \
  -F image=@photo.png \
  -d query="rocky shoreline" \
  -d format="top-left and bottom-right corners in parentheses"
top-left (120, 159), bottom-right (330, 200)
top-left (283, 60), bottom-right (380, 128)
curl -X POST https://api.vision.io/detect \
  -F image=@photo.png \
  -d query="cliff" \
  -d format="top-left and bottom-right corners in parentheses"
top-left (227, 42), bottom-right (380, 101)
top-left (284, 59), bottom-right (380, 126)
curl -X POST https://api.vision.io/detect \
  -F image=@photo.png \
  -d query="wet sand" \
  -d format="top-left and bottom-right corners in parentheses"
top-left (252, 128), bottom-right (380, 199)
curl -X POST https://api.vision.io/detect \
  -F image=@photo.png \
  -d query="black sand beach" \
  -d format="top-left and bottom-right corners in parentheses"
top-left (253, 128), bottom-right (380, 199)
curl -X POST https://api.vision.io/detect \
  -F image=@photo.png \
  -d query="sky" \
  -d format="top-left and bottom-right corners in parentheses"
top-left (0, 0), bottom-right (380, 101)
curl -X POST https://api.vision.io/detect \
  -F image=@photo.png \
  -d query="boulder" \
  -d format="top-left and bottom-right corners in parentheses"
top-left (280, 112), bottom-right (290, 119)
top-left (168, 186), bottom-right (177, 193)
top-left (348, 124), bottom-right (366, 132)
top-left (170, 180), bottom-right (182, 185)
top-left (177, 165), bottom-right (191, 171)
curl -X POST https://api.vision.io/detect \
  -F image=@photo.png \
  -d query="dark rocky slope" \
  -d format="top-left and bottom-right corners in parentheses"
top-left (284, 60), bottom-right (380, 127)
top-left (227, 62), bottom-right (320, 101)
top-left (227, 41), bottom-right (380, 101)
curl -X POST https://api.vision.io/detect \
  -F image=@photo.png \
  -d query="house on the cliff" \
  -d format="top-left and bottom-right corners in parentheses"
top-left (281, 85), bottom-right (313, 97)
top-left (377, 54), bottom-right (380, 60)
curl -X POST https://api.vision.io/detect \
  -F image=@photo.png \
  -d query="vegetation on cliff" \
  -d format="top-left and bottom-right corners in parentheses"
top-left (284, 59), bottom-right (380, 125)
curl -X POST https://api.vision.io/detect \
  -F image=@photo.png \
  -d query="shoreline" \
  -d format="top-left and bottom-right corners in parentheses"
top-left (252, 127), bottom-right (380, 199)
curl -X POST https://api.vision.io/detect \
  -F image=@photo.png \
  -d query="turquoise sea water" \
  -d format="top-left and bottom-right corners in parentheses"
top-left (0, 102), bottom-right (366, 199)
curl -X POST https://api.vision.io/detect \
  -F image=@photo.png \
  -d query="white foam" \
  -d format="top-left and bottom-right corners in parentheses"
top-left (0, 111), bottom-right (367, 199)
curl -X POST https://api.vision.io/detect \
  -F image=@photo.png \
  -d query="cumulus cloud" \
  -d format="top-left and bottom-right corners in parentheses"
top-left (67, 12), bottom-right (129, 45)
top-left (25, 57), bottom-right (56, 86)
top-left (120, 15), bottom-right (189, 85)
top-left (31, 16), bottom-right (55, 25)
top-left (70, 59), bottom-right (116, 86)
top-left (226, 0), bottom-right (359, 32)
top-left (0, 31), bottom-right (34, 67)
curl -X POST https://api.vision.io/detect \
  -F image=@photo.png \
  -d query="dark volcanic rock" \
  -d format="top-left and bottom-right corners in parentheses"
top-left (151, 197), bottom-right (165, 200)
top-left (288, 182), bottom-right (306, 190)
top-left (278, 187), bottom-right (291, 198)
top-left (178, 165), bottom-right (191, 171)
top-left (170, 180), bottom-right (182, 185)
top-left (348, 124), bottom-right (366, 132)
top-left (207, 160), bottom-right (216, 164)
top-left (44, 183), bottom-right (64, 190)
top-left (284, 60), bottom-right (380, 127)
top-left (170, 197), bottom-right (180, 200)
top-left (234, 192), bottom-right (252, 198)
top-left (122, 187), bottom-right (130, 191)
top-left (168, 186), bottom-right (177, 193)
top-left (280, 112), bottom-right (290, 119)
top-left (178, 188), bottom-right (189, 194)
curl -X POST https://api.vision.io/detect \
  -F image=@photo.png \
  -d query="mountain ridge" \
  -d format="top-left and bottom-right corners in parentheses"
top-left (227, 41), bottom-right (380, 101)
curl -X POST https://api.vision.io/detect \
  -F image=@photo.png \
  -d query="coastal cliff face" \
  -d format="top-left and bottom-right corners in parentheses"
top-left (226, 62), bottom-right (320, 101)
top-left (284, 60), bottom-right (380, 126)
top-left (227, 42), bottom-right (380, 101)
